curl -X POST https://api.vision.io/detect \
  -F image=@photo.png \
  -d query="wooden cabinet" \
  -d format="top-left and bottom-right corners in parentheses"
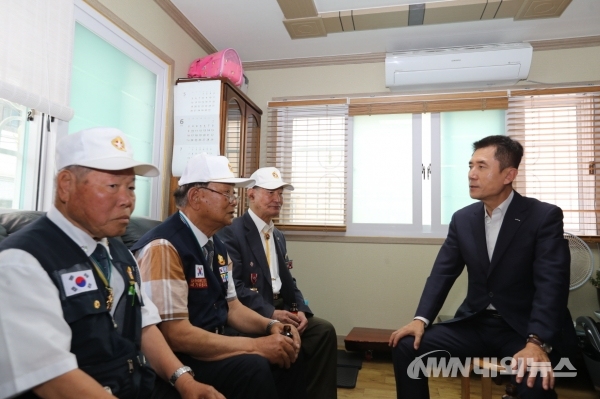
top-left (168, 78), bottom-right (262, 215)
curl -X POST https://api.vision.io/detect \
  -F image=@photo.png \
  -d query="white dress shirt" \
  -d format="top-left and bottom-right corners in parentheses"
top-left (248, 209), bottom-right (282, 295)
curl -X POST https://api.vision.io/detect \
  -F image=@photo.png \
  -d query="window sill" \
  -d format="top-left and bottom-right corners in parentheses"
top-left (285, 234), bottom-right (445, 245)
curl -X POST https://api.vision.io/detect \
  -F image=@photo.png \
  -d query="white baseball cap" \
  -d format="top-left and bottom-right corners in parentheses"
top-left (249, 167), bottom-right (294, 191)
top-left (178, 153), bottom-right (255, 188)
top-left (56, 127), bottom-right (159, 177)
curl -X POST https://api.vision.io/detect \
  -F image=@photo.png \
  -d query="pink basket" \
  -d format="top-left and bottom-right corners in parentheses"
top-left (187, 48), bottom-right (244, 87)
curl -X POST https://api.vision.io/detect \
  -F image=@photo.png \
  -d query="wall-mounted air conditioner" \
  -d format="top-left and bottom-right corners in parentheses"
top-left (385, 42), bottom-right (533, 91)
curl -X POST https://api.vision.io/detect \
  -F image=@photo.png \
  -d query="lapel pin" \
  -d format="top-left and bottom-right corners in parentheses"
top-left (515, 218), bottom-right (521, 222)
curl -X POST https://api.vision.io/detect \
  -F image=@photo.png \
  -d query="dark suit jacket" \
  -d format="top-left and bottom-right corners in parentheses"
top-left (416, 191), bottom-right (576, 353)
top-left (219, 212), bottom-right (312, 318)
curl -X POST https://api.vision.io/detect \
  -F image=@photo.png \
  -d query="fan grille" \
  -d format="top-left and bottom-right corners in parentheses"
top-left (564, 232), bottom-right (594, 290)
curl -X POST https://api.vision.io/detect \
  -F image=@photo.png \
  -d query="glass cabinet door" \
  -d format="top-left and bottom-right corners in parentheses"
top-left (223, 98), bottom-right (243, 177)
top-left (244, 112), bottom-right (260, 177)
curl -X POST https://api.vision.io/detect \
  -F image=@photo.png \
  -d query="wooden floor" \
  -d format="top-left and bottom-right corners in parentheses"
top-left (337, 353), bottom-right (599, 399)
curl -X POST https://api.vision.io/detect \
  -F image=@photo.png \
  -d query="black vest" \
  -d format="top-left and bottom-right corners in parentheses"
top-left (131, 212), bottom-right (229, 332)
top-left (0, 216), bottom-right (154, 399)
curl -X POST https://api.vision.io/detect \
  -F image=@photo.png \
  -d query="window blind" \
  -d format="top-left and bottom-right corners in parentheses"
top-left (508, 89), bottom-right (600, 236)
top-left (0, 0), bottom-right (74, 121)
top-left (266, 99), bottom-right (348, 231)
top-left (349, 91), bottom-right (508, 116)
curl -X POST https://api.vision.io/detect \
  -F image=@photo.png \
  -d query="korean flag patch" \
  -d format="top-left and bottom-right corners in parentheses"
top-left (61, 270), bottom-right (98, 297)
top-left (195, 264), bottom-right (205, 278)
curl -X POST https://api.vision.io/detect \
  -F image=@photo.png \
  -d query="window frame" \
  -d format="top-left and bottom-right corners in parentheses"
top-left (268, 86), bottom-right (600, 240)
top-left (73, 0), bottom-right (170, 219)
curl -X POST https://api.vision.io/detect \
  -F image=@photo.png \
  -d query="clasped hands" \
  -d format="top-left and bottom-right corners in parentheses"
top-left (256, 321), bottom-right (301, 369)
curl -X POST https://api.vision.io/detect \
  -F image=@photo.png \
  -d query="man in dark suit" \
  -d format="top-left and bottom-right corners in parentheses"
top-left (389, 135), bottom-right (577, 399)
top-left (220, 167), bottom-right (338, 399)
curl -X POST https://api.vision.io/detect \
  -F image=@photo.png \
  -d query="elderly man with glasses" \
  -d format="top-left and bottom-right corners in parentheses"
top-left (131, 153), bottom-right (307, 399)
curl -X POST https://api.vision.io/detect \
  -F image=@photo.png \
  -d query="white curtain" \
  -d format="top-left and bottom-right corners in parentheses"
top-left (0, 0), bottom-right (74, 121)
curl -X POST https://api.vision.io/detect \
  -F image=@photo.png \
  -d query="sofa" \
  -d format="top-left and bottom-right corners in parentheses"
top-left (0, 210), bottom-right (161, 249)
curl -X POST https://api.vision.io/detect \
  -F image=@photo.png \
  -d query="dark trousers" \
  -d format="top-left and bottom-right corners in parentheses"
top-left (392, 312), bottom-right (560, 399)
top-left (272, 297), bottom-right (338, 399)
top-left (166, 352), bottom-right (306, 399)
top-left (301, 316), bottom-right (338, 399)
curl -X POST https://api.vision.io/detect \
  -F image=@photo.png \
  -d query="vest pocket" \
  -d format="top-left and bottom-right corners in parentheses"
top-left (80, 351), bottom-right (156, 399)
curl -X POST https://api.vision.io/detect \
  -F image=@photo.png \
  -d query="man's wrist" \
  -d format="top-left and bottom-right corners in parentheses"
top-left (527, 334), bottom-right (552, 354)
top-left (169, 365), bottom-right (194, 386)
top-left (266, 319), bottom-right (281, 334)
top-left (414, 316), bottom-right (429, 328)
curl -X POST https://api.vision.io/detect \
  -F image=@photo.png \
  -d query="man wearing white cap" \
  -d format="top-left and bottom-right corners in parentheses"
top-left (220, 167), bottom-right (338, 399)
top-left (0, 128), bottom-right (223, 399)
top-left (132, 153), bottom-right (307, 399)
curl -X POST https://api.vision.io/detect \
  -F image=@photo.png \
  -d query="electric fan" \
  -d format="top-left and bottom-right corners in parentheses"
top-left (564, 232), bottom-right (594, 290)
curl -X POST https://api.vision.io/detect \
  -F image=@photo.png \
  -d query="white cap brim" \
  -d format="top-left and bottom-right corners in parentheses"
top-left (211, 177), bottom-right (255, 188)
top-left (77, 157), bottom-right (159, 177)
top-left (252, 182), bottom-right (294, 191)
top-left (179, 176), bottom-right (255, 188)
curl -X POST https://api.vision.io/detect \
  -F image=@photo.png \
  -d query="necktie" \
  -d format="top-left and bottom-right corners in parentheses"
top-left (203, 240), bottom-right (215, 268)
top-left (92, 243), bottom-right (111, 278)
top-left (204, 240), bottom-right (222, 281)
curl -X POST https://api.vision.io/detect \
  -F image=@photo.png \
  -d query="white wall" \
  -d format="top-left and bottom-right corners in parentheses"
top-left (98, 0), bottom-right (207, 80)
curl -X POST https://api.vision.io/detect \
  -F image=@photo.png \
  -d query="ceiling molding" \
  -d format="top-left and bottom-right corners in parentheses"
top-left (276, 0), bottom-right (575, 39)
top-left (495, 0), bottom-right (525, 18)
top-left (353, 6), bottom-right (409, 30)
top-left (276, 0), bottom-right (317, 19)
top-left (423, 0), bottom-right (487, 25)
top-left (283, 16), bottom-right (327, 39)
top-left (154, 0), bottom-right (217, 54)
top-left (515, 0), bottom-right (572, 20)
top-left (243, 52), bottom-right (386, 71)
top-left (529, 35), bottom-right (600, 51)
top-left (243, 35), bottom-right (600, 71)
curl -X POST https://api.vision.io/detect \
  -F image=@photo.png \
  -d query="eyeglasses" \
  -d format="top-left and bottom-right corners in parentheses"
top-left (199, 187), bottom-right (238, 203)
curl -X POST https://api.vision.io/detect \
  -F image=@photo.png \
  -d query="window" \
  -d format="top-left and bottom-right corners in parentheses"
top-left (0, 100), bottom-right (33, 209)
top-left (266, 101), bottom-right (347, 231)
top-left (72, 1), bottom-right (169, 218)
top-left (508, 90), bottom-right (600, 236)
top-left (268, 88), bottom-right (600, 238)
top-left (349, 110), bottom-right (504, 237)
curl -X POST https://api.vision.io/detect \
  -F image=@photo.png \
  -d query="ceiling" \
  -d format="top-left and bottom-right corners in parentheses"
top-left (165, 0), bottom-right (600, 69)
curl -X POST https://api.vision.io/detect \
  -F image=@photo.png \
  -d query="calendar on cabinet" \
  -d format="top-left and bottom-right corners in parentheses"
top-left (172, 80), bottom-right (222, 175)
top-left (168, 77), bottom-right (262, 216)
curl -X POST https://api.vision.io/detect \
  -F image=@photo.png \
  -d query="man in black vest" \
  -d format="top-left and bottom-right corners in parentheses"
top-left (0, 127), bottom-right (223, 399)
top-left (132, 153), bottom-right (307, 399)
top-left (219, 167), bottom-right (338, 398)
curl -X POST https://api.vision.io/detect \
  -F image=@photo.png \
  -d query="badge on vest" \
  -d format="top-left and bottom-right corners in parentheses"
top-left (189, 278), bottom-right (208, 289)
top-left (219, 266), bottom-right (228, 283)
top-left (61, 270), bottom-right (98, 297)
top-left (195, 264), bottom-right (205, 278)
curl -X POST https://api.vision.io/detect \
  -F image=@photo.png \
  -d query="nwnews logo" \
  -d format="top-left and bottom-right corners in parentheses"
top-left (407, 350), bottom-right (577, 379)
